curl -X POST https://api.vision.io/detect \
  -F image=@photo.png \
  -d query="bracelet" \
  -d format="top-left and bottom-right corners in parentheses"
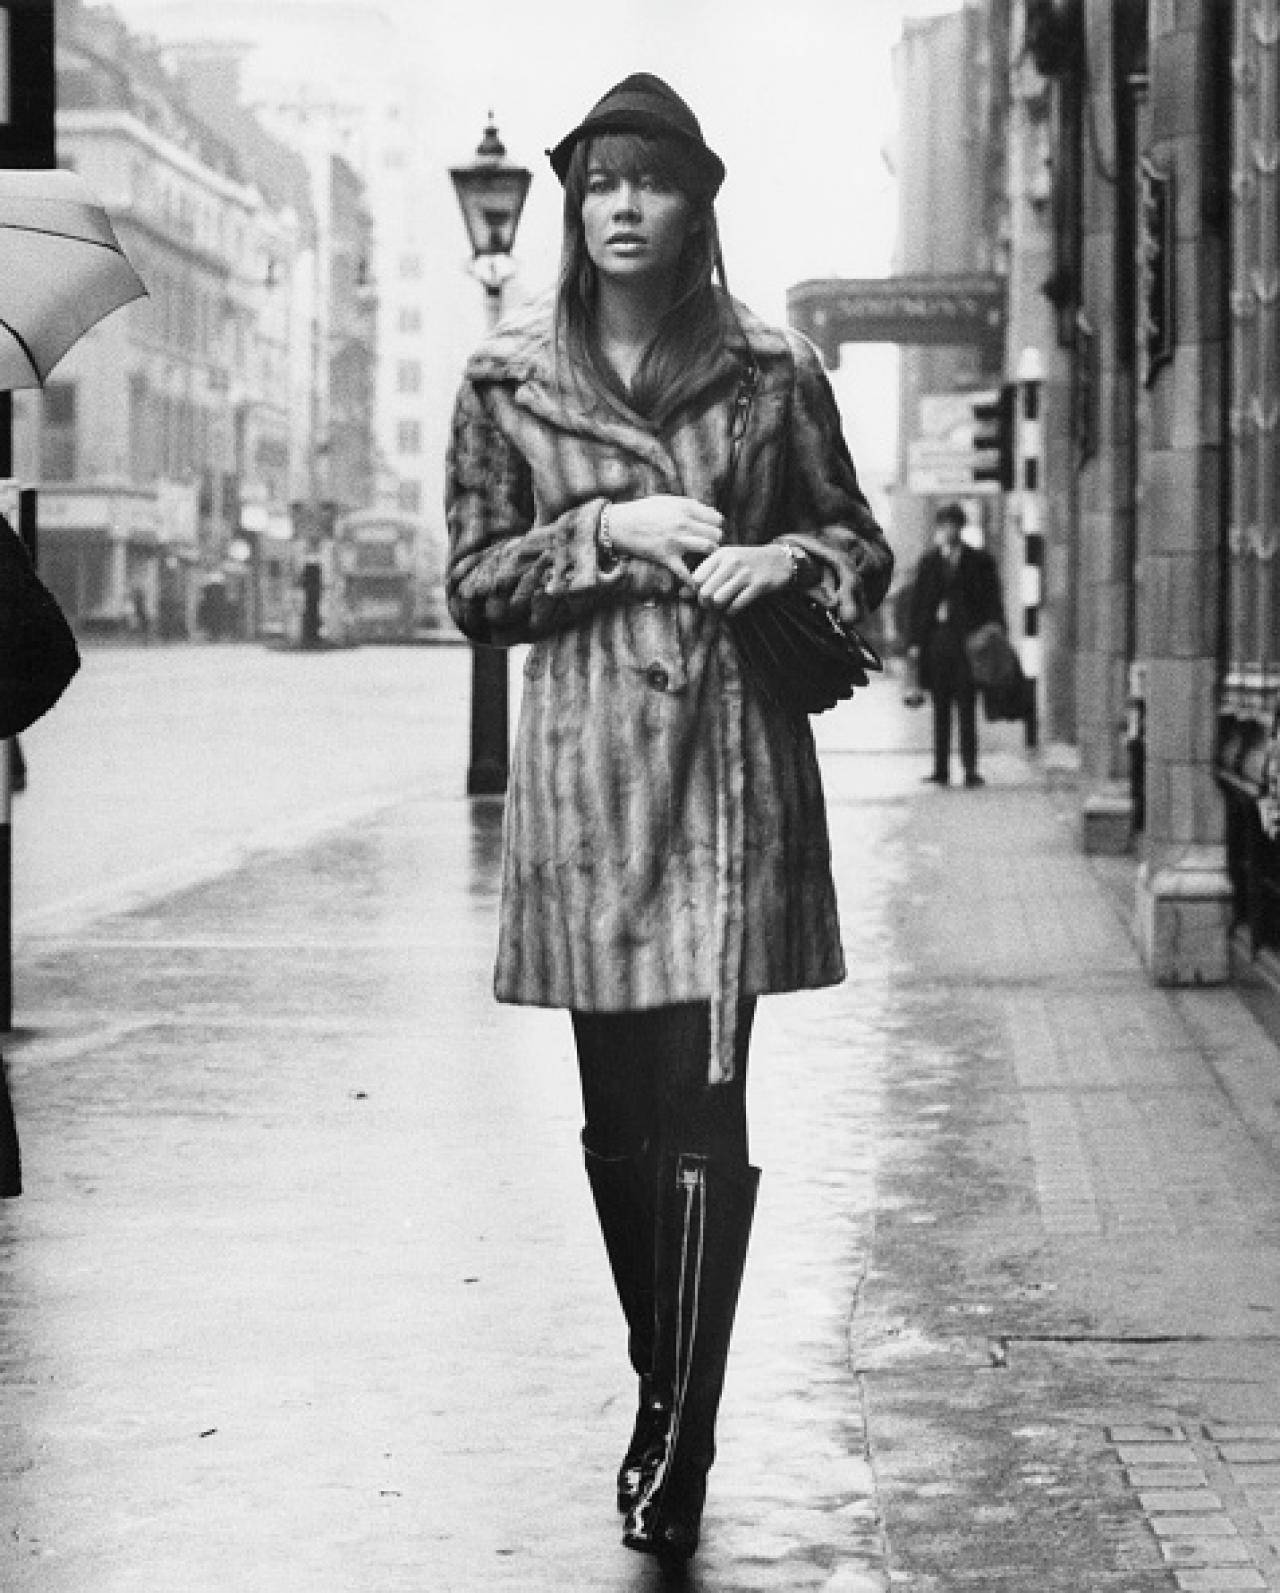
top-left (777, 539), bottom-right (804, 586)
top-left (597, 502), bottom-right (618, 570)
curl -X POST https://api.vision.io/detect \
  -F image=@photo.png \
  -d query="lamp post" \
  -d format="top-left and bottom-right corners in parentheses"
top-left (450, 115), bottom-right (531, 796)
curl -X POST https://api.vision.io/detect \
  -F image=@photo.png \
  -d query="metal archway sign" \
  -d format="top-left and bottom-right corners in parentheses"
top-left (787, 274), bottom-right (1006, 369)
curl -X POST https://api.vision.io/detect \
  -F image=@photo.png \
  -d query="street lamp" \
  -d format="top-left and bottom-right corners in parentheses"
top-left (451, 115), bottom-right (531, 306)
top-left (450, 114), bottom-right (531, 796)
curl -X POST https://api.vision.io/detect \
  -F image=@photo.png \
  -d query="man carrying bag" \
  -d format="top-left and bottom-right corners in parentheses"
top-left (907, 502), bottom-right (1007, 788)
top-left (1, 511), bottom-right (80, 1195)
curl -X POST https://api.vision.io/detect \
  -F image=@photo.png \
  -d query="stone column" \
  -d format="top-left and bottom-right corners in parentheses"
top-left (1134, 1), bottom-right (1232, 983)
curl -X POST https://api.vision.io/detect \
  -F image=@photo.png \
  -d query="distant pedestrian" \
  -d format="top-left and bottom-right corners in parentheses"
top-left (198, 578), bottom-right (229, 642)
top-left (130, 584), bottom-right (150, 641)
top-left (907, 502), bottom-right (1006, 787)
top-left (446, 73), bottom-right (892, 1566)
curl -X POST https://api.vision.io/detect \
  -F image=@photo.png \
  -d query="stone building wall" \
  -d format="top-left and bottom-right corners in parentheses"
top-left (1133, 0), bottom-right (1232, 981)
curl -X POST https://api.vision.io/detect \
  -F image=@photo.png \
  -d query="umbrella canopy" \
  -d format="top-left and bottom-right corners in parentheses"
top-left (0, 168), bottom-right (147, 391)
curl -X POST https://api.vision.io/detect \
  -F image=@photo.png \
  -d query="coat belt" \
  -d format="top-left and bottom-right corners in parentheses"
top-left (708, 630), bottom-right (746, 1086)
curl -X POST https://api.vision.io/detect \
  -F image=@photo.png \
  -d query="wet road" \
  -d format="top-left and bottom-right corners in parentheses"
top-left (8, 642), bottom-right (1280, 1590)
top-left (5, 641), bottom-right (950, 1591)
top-left (12, 643), bottom-right (465, 938)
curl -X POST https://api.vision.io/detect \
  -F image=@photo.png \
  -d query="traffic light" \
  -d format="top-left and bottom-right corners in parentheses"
top-left (0, 1), bottom-right (56, 171)
top-left (971, 384), bottom-right (1017, 490)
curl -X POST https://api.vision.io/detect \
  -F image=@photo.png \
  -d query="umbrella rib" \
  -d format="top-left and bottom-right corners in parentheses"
top-left (0, 222), bottom-right (131, 255)
top-left (0, 317), bottom-right (43, 383)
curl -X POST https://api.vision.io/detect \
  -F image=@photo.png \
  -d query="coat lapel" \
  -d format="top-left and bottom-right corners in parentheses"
top-left (464, 291), bottom-right (797, 494)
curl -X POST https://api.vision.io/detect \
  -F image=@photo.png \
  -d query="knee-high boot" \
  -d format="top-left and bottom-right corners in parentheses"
top-left (581, 1136), bottom-right (667, 1512)
top-left (623, 1151), bottom-right (760, 1563)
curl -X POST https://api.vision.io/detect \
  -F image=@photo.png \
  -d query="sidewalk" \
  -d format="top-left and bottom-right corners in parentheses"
top-left (2, 670), bottom-right (1279, 1591)
top-left (845, 719), bottom-right (1280, 1592)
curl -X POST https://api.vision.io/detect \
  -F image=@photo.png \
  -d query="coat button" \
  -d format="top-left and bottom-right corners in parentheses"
top-left (645, 663), bottom-right (670, 692)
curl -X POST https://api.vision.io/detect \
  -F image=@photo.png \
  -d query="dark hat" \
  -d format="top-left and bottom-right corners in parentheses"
top-left (547, 72), bottom-right (725, 195)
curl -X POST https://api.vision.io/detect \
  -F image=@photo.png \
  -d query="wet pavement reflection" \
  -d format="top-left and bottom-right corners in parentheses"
top-left (8, 641), bottom-right (1199, 1592)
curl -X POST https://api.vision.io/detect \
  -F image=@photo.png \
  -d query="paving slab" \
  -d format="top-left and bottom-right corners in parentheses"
top-left (852, 747), bottom-right (1280, 1591)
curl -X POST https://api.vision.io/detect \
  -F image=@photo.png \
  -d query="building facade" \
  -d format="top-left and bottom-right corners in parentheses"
top-left (1010, 0), bottom-right (1236, 980)
top-left (892, 0), bottom-right (1280, 994)
top-left (892, 7), bottom-right (1008, 575)
top-left (113, 0), bottom-right (435, 600)
top-left (13, 0), bottom-right (323, 640)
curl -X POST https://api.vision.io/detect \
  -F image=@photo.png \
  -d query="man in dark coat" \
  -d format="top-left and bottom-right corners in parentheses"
top-left (907, 502), bottom-right (1006, 787)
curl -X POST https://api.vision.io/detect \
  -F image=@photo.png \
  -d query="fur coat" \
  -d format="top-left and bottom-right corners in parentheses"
top-left (445, 292), bottom-right (893, 1080)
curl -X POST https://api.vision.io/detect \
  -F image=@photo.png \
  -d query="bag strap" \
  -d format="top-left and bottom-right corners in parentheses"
top-left (721, 354), bottom-right (761, 516)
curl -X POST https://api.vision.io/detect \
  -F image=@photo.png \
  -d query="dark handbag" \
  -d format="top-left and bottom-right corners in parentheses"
top-left (721, 360), bottom-right (881, 716)
top-left (982, 657), bottom-right (1033, 723)
top-left (0, 513), bottom-right (80, 739)
top-left (731, 586), bottom-right (882, 715)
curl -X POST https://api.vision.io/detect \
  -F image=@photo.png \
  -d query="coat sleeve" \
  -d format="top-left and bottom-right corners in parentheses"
top-left (777, 336), bottom-right (895, 625)
top-left (446, 378), bottom-right (646, 646)
top-left (0, 515), bottom-right (80, 738)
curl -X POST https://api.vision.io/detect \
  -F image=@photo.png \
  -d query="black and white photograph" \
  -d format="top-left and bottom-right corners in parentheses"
top-left (5, 1), bottom-right (1280, 1589)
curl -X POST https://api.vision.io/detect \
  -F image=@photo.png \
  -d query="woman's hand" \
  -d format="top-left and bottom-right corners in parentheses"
top-left (688, 543), bottom-right (794, 614)
top-left (605, 496), bottom-right (724, 587)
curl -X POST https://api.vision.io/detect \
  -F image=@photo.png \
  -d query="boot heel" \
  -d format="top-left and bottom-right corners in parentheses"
top-left (616, 1378), bottom-right (668, 1513)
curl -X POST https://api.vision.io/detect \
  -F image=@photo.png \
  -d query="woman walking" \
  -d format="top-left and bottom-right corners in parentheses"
top-left (446, 72), bottom-right (892, 1563)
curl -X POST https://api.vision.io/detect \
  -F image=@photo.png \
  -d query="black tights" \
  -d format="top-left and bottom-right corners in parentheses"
top-left (571, 1000), bottom-right (756, 1168)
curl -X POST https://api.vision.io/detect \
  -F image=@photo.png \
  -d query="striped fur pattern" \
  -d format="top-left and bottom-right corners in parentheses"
top-left (446, 291), bottom-right (893, 1080)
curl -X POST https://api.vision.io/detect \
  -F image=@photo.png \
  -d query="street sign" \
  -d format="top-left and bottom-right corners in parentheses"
top-left (907, 390), bottom-right (1001, 495)
top-left (919, 393), bottom-right (990, 438)
top-left (788, 274), bottom-right (1006, 370)
top-left (907, 452), bottom-right (999, 495)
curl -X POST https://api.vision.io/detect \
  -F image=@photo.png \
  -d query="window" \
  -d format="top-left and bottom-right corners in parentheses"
top-left (398, 306), bottom-right (422, 334)
top-left (129, 375), bottom-right (157, 481)
top-left (397, 360), bottom-right (422, 394)
top-left (398, 479), bottom-right (423, 514)
top-left (41, 382), bottom-right (76, 481)
top-left (397, 419), bottom-right (422, 454)
top-left (399, 253), bottom-right (422, 280)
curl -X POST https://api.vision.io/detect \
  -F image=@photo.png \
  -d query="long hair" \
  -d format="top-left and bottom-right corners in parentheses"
top-left (554, 131), bottom-right (741, 424)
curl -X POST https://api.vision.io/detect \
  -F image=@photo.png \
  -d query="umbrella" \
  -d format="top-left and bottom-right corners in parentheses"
top-left (0, 168), bottom-right (147, 390)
